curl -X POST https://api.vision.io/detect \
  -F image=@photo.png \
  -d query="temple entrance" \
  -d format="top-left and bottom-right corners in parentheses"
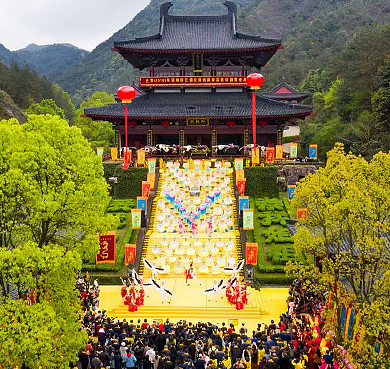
top-left (186, 134), bottom-right (211, 147)
top-left (155, 134), bottom-right (179, 145)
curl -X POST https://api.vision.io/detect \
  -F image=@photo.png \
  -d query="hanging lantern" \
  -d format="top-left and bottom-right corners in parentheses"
top-left (160, 120), bottom-right (170, 128)
top-left (128, 120), bottom-right (137, 128)
top-left (258, 119), bottom-right (268, 127)
top-left (226, 120), bottom-right (236, 128)
top-left (117, 86), bottom-right (136, 103)
top-left (246, 73), bottom-right (264, 90)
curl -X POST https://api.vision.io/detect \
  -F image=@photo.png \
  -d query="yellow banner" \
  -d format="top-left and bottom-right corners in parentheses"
top-left (290, 143), bottom-right (298, 159)
top-left (275, 145), bottom-right (283, 160)
top-left (131, 209), bottom-right (142, 229)
top-left (110, 147), bottom-right (118, 161)
top-left (235, 169), bottom-right (245, 183)
top-left (147, 172), bottom-right (156, 190)
top-left (137, 149), bottom-right (145, 166)
top-left (251, 147), bottom-right (260, 165)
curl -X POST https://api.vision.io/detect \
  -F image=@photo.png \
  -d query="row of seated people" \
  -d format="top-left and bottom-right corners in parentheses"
top-left (158, 237), bottom-right (235, 250)
top-left (149, 254), bottom-right (237, 275)
top-left (151, 242), bottom-right (235, 258)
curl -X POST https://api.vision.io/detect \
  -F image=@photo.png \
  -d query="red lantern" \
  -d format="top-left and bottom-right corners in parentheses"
top-left (226, 120), bottom-right (236, 128)
top-left (128, 120), bottom-right (137, 128)
top-left (246, 73), bottom-right (264, 90)
top-left (117, 86), bottom-right (136, 102)
top-left (160, 120), bottom-right (170, 128)
top-left (258, 119), bottom-right (268, 127)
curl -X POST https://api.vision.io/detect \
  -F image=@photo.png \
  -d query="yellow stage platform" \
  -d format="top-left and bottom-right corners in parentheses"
top-left (99, 283), bottom-right (288, 332)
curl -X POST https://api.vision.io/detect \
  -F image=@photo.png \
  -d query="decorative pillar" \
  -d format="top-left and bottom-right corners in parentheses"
top-left (212, 128), bottom-right (217, 157)
top-left (179, 129), bottom-right (185, 154)
top-left (147, 129), bottom-right (153, 147)
top-left (115, 129), bottom-right (122, 157)
top-left (244, 128), bottom-right (250, 147)
top-left (277, 127), bottom-right (283, 146)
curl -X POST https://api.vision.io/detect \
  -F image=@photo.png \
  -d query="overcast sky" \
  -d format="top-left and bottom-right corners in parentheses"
top-left (0, 0), bottom-right (151, 51)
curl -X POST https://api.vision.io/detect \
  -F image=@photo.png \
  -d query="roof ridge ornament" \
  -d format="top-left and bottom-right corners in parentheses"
top-left (224, 1), bottom-right (237, 34)
top-left (159, 2), bottom-right (173, 35)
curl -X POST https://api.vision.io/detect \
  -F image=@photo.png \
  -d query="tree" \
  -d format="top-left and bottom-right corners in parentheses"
top-left (290, 143), bottom-right (390, 365)
top-left (0, 115), bottom-right (115, 256)
top-left (75, 92), bottom-right (116, 152)
top-left (0, 243), bottom-right (87, 368)
top-left (26, 98), bottom-right (66, 119)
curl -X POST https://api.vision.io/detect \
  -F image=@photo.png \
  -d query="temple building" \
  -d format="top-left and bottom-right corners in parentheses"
top-left (84, 1), bottom-right (312, 154)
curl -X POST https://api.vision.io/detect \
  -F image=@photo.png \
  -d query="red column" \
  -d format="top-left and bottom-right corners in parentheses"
top-left (123, 104), bottom-right (129, 169)
top-left (252, 91), bottom-right (257, 146)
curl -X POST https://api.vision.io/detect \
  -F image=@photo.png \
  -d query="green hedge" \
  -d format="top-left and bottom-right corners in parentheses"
top-left (114, 167), bottom-right (148, 199)
top-left (254, 273), bottom-right (294, 287)
top-left (244, 167), bottom-right (279, 198)
top-left (88, 274), bottom-right (124, 285)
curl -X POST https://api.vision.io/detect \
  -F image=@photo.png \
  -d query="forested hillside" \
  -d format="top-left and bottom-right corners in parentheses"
top-left (54, 0), bottom-right (390, 105)
top-left (0, 62), bottom-right (75, 123)
top-left (14, 43), bottom-right (89, 80)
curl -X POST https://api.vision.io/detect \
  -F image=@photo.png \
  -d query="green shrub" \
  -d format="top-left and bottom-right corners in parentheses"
top-left (114, 167), bottom-right (148, 199)
top-left (255, 197), bottom-right (284, 212)
top-left (261, 226), bottom-right (294, 243)
top-left (258, 212), bottom-right (287, 226)
top-left (253, 273), bottom-right (294, 287)
top-left (244, 167), bottom-right (279, 198)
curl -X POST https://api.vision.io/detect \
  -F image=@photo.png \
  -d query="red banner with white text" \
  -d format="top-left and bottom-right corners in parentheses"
top-left (96, 232), bottom-right (116, 264)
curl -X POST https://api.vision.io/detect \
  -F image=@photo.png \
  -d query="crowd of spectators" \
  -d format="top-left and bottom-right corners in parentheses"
top-left (71, 279), bottom-right (338, 369)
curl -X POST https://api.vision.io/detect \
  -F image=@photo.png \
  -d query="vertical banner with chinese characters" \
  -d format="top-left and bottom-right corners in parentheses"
top-left (266, 147), bottom-right (275, 164)
top-left (239, 196), bottom-right (249, 212)
top-left (96, 147), bottom-right (104, 159)
top-left (237, 179), bottom-right (246, 196)
top-left (251, 147), bottom-right (260, 165)
top-left (290, 143), bottom-right (298, 159)
top-left (287, 185), bottom-right (296, 201)
top-left (124, 149), bottom-right (132, 166)
top-left (137, 197), bottom-right (147, 213)
top-left (142, 181), bottom-right (151, 198)
top-left (234, 158), bottom-right (244, 170)
top-left (246, 243), bottom-right (258, 265)
top-left (147, 172), bottom-right (156, 190)
top-left (275, 145), bottom-right (283, 160)
top-left (235, 169), bottom-right (245, 183)
top-left (309, 144), bottom-right (318, 160)
top-left (137, 149), bottom-right (145, 166)
top-left (242, 209), bottom-right (254, 230)
top-left (148, 158), bottom-right (156, 173)
top-left (296, 208), bottom-right (308, 220)
top-left (131, 209), bottom-right (142, 229)
top-left (110, 147), bottom-right (118, 161)
top-left (125, 244), bottom-right (136, 265)
top-left (96, 232), bottom-right (116, 264)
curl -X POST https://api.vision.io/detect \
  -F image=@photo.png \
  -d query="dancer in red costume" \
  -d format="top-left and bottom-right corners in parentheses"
top-left (124, 291), bottom-right (131, 306)
top-left (120, 278), bottom-right (127, 298)
top-left (128, 294), bottom-right (138, 312)
top-left (236, 294), bottom-right (244, 310)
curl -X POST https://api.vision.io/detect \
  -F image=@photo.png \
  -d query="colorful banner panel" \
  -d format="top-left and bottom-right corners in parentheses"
top-left (246, 243), bottom-right (258, 265)
top-left (137, 149), bottom-right (145, 166)
top-left (148, 158), bottom-right (156, 174)
top-left (125, 244), bottom-right (136, 265)
top-left (124, 149), bottom-right (132, 166)
top-left (237, 179), bottom-right (246, 196)
top-left (266, 147), bottom-right (275, 164)
top-left (287, 185), bottom-right (296, 201)
top-left (290, 143), bottom-right (298, 159)
top-left (142, 181), bottom-right (151, 198)
top-left (239, 196), bottom-right (249, 212)
top-left (234, 158), bottom-right (244, 170)
top-left (110, 147), bottom-right (118, 161)
top-left (147, 172), bottom-right (156, 190)
top-left (309, 144), bottom-right (318, 160)
top-left (275, 145), bottom-right (283, 160)
top-left (251, 147), bottom-right (260, 165)
top-left (96, 232), bottom-right (116, 264)
top-left (131, 209), bottom-right (142, 229)
top-left (235, 169), bottom-right (245, 182)
top-left (296, 208), bottom-right (308, 220)
top-left (137, 197), bottom-right (147, 213)
top-left (243, 209), bottom-right (254, 230)
top-left (96, 147), bottom-right (104, 158)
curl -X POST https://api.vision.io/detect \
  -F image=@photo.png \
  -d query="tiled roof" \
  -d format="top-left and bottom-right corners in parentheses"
top-left (114, 2), bottom-right (281, 53)
top-left (84, 92), bottom-right (312, 121)
top-left (263, 82), bottom-right (310, 101)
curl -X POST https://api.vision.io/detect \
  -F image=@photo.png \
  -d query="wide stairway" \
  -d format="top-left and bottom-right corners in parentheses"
top-left (111, 160), bottom-right (266, 322)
